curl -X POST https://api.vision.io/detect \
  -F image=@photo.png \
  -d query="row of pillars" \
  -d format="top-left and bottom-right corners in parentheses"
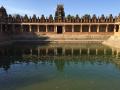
top-left (0, 24), bottom-right (2, 32)
top-left (0, 24), bottom-right (7, 32)
top-left (0, 47), bottom-right (119, 57)
top-left (28, 48), bottom-right (117, 56)
top-left (19, 24), bottom-right (119, 33)
top-left (0, 24), bottom-right (120, 33)
top-left (70, 25), bottom-right (117, 32)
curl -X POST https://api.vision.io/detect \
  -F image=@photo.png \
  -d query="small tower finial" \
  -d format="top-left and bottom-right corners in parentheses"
top-left (1, 5), bottom-right (5, 9)
top-left (57, 0), bottom-right (63, 5)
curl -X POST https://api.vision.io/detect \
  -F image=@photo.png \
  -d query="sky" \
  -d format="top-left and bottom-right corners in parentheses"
top-left (0, 0), bottom-right (120, 17)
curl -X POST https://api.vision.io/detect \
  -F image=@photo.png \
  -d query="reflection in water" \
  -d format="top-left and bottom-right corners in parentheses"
top-left (0, 43), bottom-right (120, 71)
top-left (1, 43), bottom-right (120, 90)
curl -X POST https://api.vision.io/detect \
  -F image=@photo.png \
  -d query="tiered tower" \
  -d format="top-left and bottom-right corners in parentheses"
top-left (55, 4), bottom-right (65, 22)
top-left (0, 6), bottom-right (8, 23)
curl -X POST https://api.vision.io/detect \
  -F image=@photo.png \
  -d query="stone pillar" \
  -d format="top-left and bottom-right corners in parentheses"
top-left (38, 48), bottom-right (40, 57)
top-left (54, 25), bottom-right (57, 33)
top-left (30, 25), bottom-right (32, 32)
top-left (37, 25), bottom-right (39, 32)
top-left (54, 25), bottom-right (56, 33)
top-left (62, 48), bottom-right (65, 55)
top-left (106, 25), bottom-right (108, 32)
top-left (112, 48), bottom-right (114, 55)
top-left (119, 25), bottom-right (120, 32)
top-left (5, 24), bottom-right (8, 32)
top-left (72, 25), bottom-right (74, 32)
top-left (12, 24), bottom-right (15, 33)
top-left (80, 49), bottom-right (81, 55)
top-left (114, 25), bottom-right (116, 32)
top-left (97, 25), bottom-right (99, 32)
top-left (46, 48), bottom-right (48, 55)
top-left (30, 49), bottom-right (32, 56)
top-left (0, 24), bottom-right (2, 32)
top-left (80, 25), bottom-right (82, 32)
top-left (46, 25), bottom-right (48, 32)
top-left (88, 48), bottom-right (90, 55)
top-left (104, 49), bottom-right (106, 55)
top-left (96, 49), bottom-right (98, 55)
top-left (71, 48), bottom-right (73, 56)
top-left (89, 25), bottom-right (91, 32)
top-left (21, 25), bottom-right (23, 32)
top-left (63, 25), bottom-right (65, 33)
top-left (54, 48), bottom-right (57, 56)
top-left (116, 50), bottom-right (119, 58)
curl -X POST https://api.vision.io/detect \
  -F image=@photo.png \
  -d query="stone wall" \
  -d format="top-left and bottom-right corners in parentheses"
top-left (103, 32), bottom-right (120, 48)
top-left (12, 32), bottom-right (113, 43)
top-left (0, 32), bottom-right (12, 45)
top-left (0, 31), bottom-right (115, 45)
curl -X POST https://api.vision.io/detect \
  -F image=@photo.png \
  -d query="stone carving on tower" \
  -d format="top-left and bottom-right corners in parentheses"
top-left (55, 4), bottom-right (65, 22)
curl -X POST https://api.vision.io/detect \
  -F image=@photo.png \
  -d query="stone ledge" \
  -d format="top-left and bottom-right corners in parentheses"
top-left (103, 32), bottom-right (120, 49)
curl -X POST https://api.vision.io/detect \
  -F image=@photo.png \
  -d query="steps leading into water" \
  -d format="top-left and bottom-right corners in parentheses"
top-left (12, 33), bottom-right (113, 43)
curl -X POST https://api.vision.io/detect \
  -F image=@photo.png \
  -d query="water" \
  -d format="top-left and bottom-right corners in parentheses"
top-left (0, 43), bottom-right (120, 90)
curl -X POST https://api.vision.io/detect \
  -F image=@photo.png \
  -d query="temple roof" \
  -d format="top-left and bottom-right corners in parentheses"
top-left (0, 6), bottom-right (5, 10)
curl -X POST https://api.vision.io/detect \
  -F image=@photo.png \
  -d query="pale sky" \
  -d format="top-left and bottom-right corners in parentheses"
top-left (0, 0), bottom-right (120, 17)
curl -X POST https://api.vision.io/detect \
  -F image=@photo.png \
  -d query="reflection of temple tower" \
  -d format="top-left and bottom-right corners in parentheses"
top-left (55, 4), bottom-right (65, 22)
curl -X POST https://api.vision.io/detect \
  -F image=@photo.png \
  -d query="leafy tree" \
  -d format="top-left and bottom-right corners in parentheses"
top-left (92, 14), bottom-right (97, 19)
top-left (32, 14), bottom-right (37, 22)
top-left (101, 14), bottom-right (105, 19)
top-left (49, 14), bottom-right (53, 21)
top-left (41, 14), bottom-right (45, 22)
top-left (24, 14), bottom-right (29, 22)
top-left (76, 14), bottom-right (80, 19)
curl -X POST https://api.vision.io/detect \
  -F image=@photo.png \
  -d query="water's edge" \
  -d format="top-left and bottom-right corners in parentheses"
top-left (103, 32), bottom-right (120, 49)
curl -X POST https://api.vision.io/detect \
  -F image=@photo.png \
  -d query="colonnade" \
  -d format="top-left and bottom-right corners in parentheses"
top-left (22, 47), bottom-right (117, 56)
top-left (0, 23), bottom-right (119, 33)
top-left (0, 24), bottom-right (8, 32)
top-left (0, 45), bottom-right (120, 58)
top-left (0, 24), bottom-right (2, 32)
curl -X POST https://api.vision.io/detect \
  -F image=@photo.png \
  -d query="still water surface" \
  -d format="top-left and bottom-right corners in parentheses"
top-left (0, 43), bottom-right (120, 90)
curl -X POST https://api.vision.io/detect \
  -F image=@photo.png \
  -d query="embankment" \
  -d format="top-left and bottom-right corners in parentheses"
top-left (12, 32), bottom-right (112, 43)
top-left (0, 32), bottom-right (114, 45)
top-left (0, 32), bottom-right (12, 45)
top-left (103, 32), bottom-right (120, 48)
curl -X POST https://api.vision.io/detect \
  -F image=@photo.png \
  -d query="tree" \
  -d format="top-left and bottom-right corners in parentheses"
top-left (32, 14), bottom-right (37, 19)
top-left (92, 14), bottom-right (97, 22)
top-left (101, 14), bottom-right (105, 19)
top-left (24, 14), bottom-right (29, 22)
top-left (67, 14), bottom-right (72, 22)
top-left (109, 14), bottom-right (113, 18)
top-left (75, 14), bottom-right (80, 22)
top-left (8, 14), bottom-right (13, 22)
top-left (92, 14), bottom-right (97, 19)
top-left (40, 14), bottom-right (45, 22)
top-left (32, 14), bottom-right (37, 22)
top-left (84, 14), bottom-right (91, 19)
top-left (83, 14), bottom-right (91, 22)
top-left (67, 14), bottom-right (71, 19)
top-left (76, 14), bottom-right (80, 19)
top-left (15, 14), bottom-right (21, 22)
top-left (100, 14), bottom-right (105, 22)
top-left (49, 14), bottom-right (53, 22)
top-left (108, 14), bottom-right (114, 22)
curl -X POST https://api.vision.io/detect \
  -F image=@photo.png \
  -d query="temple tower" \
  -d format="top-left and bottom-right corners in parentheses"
top-left (0, 6), bottom-right (8, 23)
top-left (55, 4), bottom-right (65, 22)
top-left (0, 6), bottom-right (8, 32)
top-left (54, 4), bottom-right (65, 34)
